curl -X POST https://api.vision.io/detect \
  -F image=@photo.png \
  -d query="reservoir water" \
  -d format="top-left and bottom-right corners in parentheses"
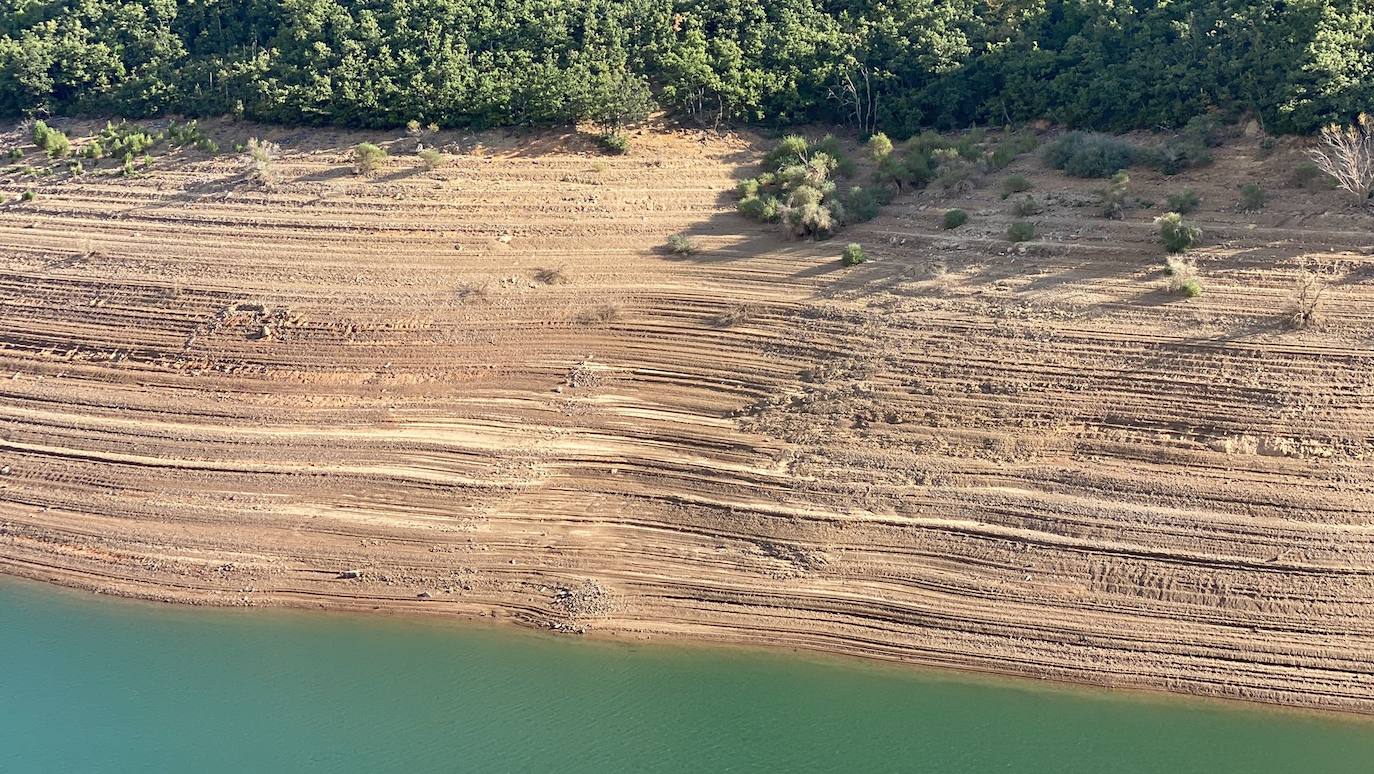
top-left (2, 577), bottom-right (1370, 773)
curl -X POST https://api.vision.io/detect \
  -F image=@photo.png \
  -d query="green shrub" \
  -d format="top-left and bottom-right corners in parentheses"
top-left (21, 189), bottom-right (35, 201)
top-left (737, 194), bottom-right (780, 222)
top-left (1157, 212), bottom-right (1202, 252)
top-left (1006, 221), bottom-right (1035, 242)
top-left (866, 132), bottom-right (893, 161)
top-left (743, 136), bottom-right (861, 236)
top-left (666, 234), bottom-right (698, 255)
top-left (985, 131), bottom-right (1039, 170)
top-left (942, 209), bottom-right (968, 229)
top-left (7, 147), bottom-right (21, 159)
top-left (843, 186), bottom-right (882, 223)
top-left (598, 131), bottom-right (629, 154)
top-left (83, 140), bottom-right (104, 159)
top-left (1165, 256), bottom-right (1202, 297)
top-left (814, 135), bottom-right (855, 177)
top-left (783, 201), bottom-right (838, 239)
top-left (1011, 195), bottom-right (1042, 217)
top-left (764, 135), bottom-right (809, 168)
top-left (841, 242), bottom-right (866, 266)
top-left (1146, 139), bottom-right (1211, 175)
top-left (98, 121), bottom-right (158, 158)
top-left (932, 149), bottom-right (975, 191)
top-left (1044, 132), bottom-right (1139, 178)
top-left (1289, 162), bottom-right (1337, 190)
top-left (417, 147), bottom-right (444, 170)
top-left (353, 142), bottom-right (388, 174)
top-left (33, 121), bottom-right (70, 158)
top-left (1166, 189), bottom-right (1200, 214)
top-left (1100, 171), bottom-right (1130, 218)
top-left (1239, 183), bottom-right (1266, 212)
top-left (1000, 174), bottom-right (1032, 198)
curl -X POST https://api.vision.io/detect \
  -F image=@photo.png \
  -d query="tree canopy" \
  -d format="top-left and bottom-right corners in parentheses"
top-left (1, 1), bottom-right (1371, 135)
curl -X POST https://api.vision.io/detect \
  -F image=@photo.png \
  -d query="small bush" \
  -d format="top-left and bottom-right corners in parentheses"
top-left (984, 131), bottom-right (1039, 171)
top-left (21, 189), bottom-right (35, 201)
top-left (1011, 195), bottom-right (1042, 217)
top-left (932, 149), bottom-right (975, 191)
top-left (534, 266), bottom-right (568, 285)
top-left (1239, 183), bottom-right (1266, 212)
top-left (242, 138), bottom-right (280, 187)
top-left (7, 147), bottom-right (21, 159)
top-left (841, 243), bottom-right (866, 266)
top-left (97, 121), bottom-right (158, 158)
top-left (866, 132), bottom-right (893, 161)
top-left (1156, 212), bottom-right (1202, 252)
top-left (1165, 256), bottom-right (1202, 297)
top-left (738, 194), bottom-right (781, 222)
top-left (353, 142), bottom-right (388, 174)
top-left (417, 148), bottom-right (444, 170)
top-left (1147, 138), bottom-right (1211, 175)
top-left (1100, 171), bottom-right (1130, 219)
top-left (765, 135), bottom-right (810, 168)
top-left (598, 131), bottom-right (629, 155)
top-left (709, 303), bottom-right (760, 328)
top-left (843, 185), bottom-right (882, 223)
top-left (1045, 132), bottom-right (1138, 178)
top-left (666, 234), bottom-right (699, 255)
top-left (1000, 174), bottom-right (1032, 198)
top-left (1289, 162), bottom-right (1337, 191)
top-left (574, 303), bottom-right (621, 325)
top-left (82, 140), bottom-right (103, 159)
top-left (1287, 272), bottom-right (1325, 329)
top-left (33, 121), bottom-right (70, 158)
top-left (1006, 221), bottom-right (1035, 242)
top-left (942, 209), bottom-right (968, 229)
top-left (1166, 189), bottom-right (1200, 214)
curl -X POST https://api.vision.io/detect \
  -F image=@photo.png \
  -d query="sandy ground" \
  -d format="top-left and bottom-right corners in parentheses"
top-left (1, 120), bottom-right (1371, 713)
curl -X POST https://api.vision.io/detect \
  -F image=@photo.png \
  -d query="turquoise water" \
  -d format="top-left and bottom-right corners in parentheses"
top-left (2, 578), bottom-right (1371, 773)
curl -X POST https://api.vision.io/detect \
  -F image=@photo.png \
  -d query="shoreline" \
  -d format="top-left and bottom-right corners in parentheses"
top-left (5, 560), bottom-right (1372, 722)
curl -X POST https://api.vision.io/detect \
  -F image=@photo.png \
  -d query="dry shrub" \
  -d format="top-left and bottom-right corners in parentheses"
top-left (1308, 114), bottom-right (1374, 201)
top-left (574, 303), bottom-right (621, 325)
top-left (533, 266), bottom-right (568, 285)
top-left (241, 137), bottom-right (280, 187)
top-left (1287, 271), bottom-right (1326, 329)
top-left (454, 282), bottom-right (490, 304)
top-left (709, 303), bottom-right (761, 328)
top-left (666, 234), bottom-right (699, 255)
top-left (1164, 257), bottom-right (1202, 297)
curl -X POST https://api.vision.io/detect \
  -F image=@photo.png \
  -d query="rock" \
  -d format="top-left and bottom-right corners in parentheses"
top-left (417, 591), bottom-right (433, 600)
top-left (337, 569), bottom-right (362, 579)
top-left (1244, 119), bottom-right (1261, 137)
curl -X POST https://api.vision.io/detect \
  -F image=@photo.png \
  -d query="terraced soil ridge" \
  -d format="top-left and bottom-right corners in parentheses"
top-left (1, 124), bottom-right (1371, 713)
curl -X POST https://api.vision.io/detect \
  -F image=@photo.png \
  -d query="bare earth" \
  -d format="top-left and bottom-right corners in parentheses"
top-left (1, 121), bottom-right (1371, 713)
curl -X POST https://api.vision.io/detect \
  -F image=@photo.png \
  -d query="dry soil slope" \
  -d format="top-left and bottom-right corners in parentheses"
top-left (0, 123), bottom-right (1371, 713)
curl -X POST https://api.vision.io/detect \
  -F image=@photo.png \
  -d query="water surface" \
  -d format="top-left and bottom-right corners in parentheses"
top-left (2, 578), bottom-right (1370, 772)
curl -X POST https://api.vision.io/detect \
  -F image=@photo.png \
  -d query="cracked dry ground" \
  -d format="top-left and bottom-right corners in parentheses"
top-left (1, 125), bottom-right (1371, 713)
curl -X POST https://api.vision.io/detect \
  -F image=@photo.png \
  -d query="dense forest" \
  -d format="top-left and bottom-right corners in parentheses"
top-left (1, 1), bottom-right (1371, 136)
